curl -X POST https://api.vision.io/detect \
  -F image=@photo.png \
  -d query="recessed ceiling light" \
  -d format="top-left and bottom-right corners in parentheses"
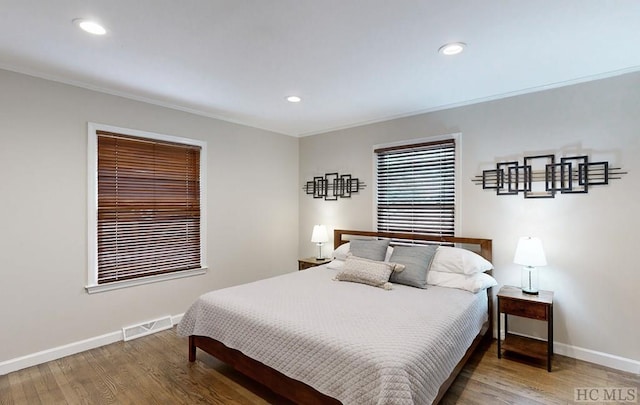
top-left (73, 19), bottom-right (107, 35)
top-left (438, 42), bottom-right (466, 56)
top-left (286, 96), bottom-right (302, 103)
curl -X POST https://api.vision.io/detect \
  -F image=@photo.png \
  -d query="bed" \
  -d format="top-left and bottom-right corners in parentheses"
top-left (178, 229), bottom-right (494, 404)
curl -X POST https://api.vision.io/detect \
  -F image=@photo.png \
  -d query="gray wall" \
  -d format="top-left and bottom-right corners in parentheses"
top-left (0, 69), bottom-right (299, 362)
top-left (299, 72), bottom-right (640, 364)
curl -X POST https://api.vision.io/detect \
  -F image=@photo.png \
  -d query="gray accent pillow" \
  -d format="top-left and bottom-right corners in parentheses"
top-left (389, 245), bottom-right (438, 289)
top-left (350, 239), bottom-right (391, 261)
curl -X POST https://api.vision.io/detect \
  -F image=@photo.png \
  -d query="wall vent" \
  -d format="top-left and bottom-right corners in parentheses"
top-left (122, 316), bottom-right (173, 341)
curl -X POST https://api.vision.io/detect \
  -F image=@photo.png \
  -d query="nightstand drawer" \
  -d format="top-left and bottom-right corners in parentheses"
top-left (298, 261), bottom-right (317, 270)
top-left (500, 298), bottom-right (548, 320)
top-left (298, 257), bottom-right (331, 271)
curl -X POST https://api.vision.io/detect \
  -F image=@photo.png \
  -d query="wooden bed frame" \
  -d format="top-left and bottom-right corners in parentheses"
top-left (188, 229), bottom-right (493, 404)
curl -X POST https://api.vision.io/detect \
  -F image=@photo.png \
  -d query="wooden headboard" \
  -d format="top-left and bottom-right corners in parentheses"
top-left (334, 229), bottom-right (493, 264)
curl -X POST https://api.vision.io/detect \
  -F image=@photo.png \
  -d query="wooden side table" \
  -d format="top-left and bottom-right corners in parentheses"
top-left (298, 257), bottom-right (332, 271)
top-left (497, 285), bottom-right (554, 371)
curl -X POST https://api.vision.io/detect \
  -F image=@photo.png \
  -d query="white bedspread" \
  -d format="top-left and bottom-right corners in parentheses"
top-left (178, 265), bottom-right (488, 405)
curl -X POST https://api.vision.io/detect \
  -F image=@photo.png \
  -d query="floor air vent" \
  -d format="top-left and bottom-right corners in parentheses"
top-left (122, 316), bottom-right (173, 341)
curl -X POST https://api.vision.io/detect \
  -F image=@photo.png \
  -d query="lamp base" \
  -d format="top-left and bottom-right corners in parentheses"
top-left (315, 243), bottom-right (324, 261)
top-left (521, 266), bottom-right (539, 295)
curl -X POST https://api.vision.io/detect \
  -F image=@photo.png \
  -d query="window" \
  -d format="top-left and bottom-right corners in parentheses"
top-left (87, 123), bottom-right (207, 293)
top-left (375, 136), bottom-right (457, 238)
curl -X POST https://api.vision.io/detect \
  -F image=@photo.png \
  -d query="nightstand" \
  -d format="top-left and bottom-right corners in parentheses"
top-left (298, 257), bottom-right (332, 270)
top-left (497, 285), bottom-right (554, 372)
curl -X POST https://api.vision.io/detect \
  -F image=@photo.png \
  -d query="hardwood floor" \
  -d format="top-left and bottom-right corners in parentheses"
top-left (1, 328), bottom-right (638, 404)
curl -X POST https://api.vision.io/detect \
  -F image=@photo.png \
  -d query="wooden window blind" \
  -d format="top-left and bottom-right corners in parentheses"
top-left (375, 139), bottom-right (455, 238)
top-left (97, 131), bottom-right (201, 284)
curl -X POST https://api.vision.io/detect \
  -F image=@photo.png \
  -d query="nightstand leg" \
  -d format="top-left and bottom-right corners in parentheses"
top-left (497, 298), bottom-right (502, 358)
top-left (548, 305), bottom-right (553, 372)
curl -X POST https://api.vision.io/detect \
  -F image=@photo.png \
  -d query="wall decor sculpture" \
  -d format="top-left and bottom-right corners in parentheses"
top-left (473, 154), bottom-right (625, 198)
top-left (303, 173), bottom-right (366, 201)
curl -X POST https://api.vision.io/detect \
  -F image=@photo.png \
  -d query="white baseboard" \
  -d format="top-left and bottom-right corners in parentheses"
top-left (0, 313), bottom-right (185, 376)
top-left (495, 328), bottom-right (640, 375)
top-left (3, 317), bottom-right (637, 376)
top-left (171, 313), bottom-right (184, 325)
top-left (0, 331), bottom-right (122, 376)
top-left (554, 342), bottom-right (640, 375)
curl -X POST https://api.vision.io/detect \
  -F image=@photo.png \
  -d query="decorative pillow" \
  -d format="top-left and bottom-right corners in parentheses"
top-left (389, 245), bottom-right (438, 289)
top-left (427, 271), bottom-right (498, 293)
top-left (430, 246), bottom-right (493, 275)
top-left (334, 256), bottom-right (398, 290)
top-left (349, 239), bottom-right (391, 261)
top-left (333, 242), bottom-right (394, 262)
top-left (345, 254), bottom-right (405, 272)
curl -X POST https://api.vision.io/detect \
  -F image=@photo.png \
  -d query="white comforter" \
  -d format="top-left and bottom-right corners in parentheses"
top-left (178, 265), bottom-right (488, 405)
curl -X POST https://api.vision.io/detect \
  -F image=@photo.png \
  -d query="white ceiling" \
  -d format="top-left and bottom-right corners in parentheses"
top-left (1, 1), bottom-right (640, 137)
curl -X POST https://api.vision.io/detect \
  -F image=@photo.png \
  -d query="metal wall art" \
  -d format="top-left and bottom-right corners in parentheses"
top-left (473, 154), bottom-right (626, 198)
top-left (303, 173), bottom-right (366, 201)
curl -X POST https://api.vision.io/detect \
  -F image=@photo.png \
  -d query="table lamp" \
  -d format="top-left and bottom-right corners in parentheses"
top-left (311, 225), bottom-right (329, 260)
top-left (513, 236), bottom-right (547, 295)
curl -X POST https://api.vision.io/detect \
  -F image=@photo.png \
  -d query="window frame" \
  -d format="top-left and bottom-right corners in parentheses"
top-left (86, 122), bottom-right (207, 294)
top-left (373, 133), bottom-right (461, 237)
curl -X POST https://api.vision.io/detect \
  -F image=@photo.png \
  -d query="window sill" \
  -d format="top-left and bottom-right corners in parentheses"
top-left (85, 267), bottom-right (208, 294)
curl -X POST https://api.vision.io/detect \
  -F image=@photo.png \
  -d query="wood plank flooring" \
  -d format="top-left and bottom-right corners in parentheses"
top-left (1, 328), bottom-right (638, 404)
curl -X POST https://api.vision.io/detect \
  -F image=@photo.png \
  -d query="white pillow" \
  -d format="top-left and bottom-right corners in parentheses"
top-left (333, 242), bottom-right (394, 262)
top-left (427, 271), bottom-right (497, 293)
top-left (430, 246), bottom-right (493, 275)
top-left (333, 242), bottom-right (351, 261)
top-left (384, 246), bottom-right (394, 262)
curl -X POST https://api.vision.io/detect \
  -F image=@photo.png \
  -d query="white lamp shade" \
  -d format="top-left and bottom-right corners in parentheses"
top-left (311, 225), bottom-right (329, 243)
top-left (514, 237), bottom-right (547, 266)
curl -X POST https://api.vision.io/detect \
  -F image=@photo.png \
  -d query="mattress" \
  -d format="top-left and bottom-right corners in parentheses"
top-left (178, 264), bottom-right (488, 405)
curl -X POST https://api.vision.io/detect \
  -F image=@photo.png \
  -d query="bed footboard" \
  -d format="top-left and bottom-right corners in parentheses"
top-left (189, 335), bottom-right (341, 405)
top-left (188, 336), bottom-right (197, 362)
